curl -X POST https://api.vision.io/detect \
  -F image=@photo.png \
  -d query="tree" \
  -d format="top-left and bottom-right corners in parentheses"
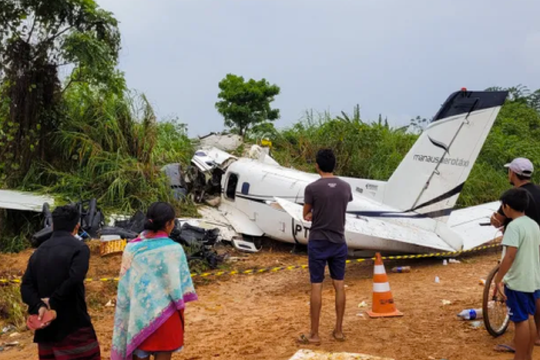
top-left (409, 115), bottom-right (429, 134)
top-left (0, 0), bottom-right (123, 185)
top-left (215, 73), bottom-right (280, 137)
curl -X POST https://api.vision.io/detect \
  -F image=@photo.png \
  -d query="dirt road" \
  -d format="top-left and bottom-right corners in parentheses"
top-left (0, 244), bottom-right (534, 360)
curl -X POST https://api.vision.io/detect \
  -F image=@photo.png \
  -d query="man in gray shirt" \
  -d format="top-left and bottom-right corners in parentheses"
top-left (297, 148), bottom-right (353, 345)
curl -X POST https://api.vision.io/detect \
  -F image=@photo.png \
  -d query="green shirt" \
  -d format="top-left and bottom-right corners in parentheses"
top-left (501, 216), bottom-right (540, 293)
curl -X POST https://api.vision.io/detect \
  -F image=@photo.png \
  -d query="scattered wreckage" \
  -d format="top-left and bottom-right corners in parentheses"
top-left (27, 198), bottom-right (229, 270)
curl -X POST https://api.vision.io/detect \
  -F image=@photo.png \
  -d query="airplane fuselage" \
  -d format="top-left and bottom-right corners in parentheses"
top-left (217, 158), bottom-right (462, 254)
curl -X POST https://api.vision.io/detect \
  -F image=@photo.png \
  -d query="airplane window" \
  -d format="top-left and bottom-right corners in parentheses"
top-left (241, 182), bottom-right (250, 195)
top-left (226, 173), bottom-right (239, 200)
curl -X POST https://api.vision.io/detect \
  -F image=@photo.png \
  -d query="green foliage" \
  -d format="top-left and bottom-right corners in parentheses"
top-left (0, 1), bottom-right (197, 253)
top-left (0, 0), bottom-right (123, 185)
top-left (215, 73), bottom-right (280, 137)
top-left (272, 106), bottom-right (417, 181)
top-left (0, 209), bottom-right (39, 253)
top-left (0, 284), bottom-right (25, 329)
top-left (153, 118), bottom-right (195, 166)
top-left (17, 84), bottom-right (198, 216)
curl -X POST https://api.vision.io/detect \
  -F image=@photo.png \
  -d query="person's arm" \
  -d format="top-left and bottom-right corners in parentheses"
top-left (48, 245), bottom-right (90, 311)
top-left (494, 246), bottom-right (517, 298)
top-left (303, 186), bottom-right (313, 221)
top-left (20, 254), bottom-right (47, 315)
top-left (491, 205), bottom-right (507, 228)
top-left (493, 223), bottom-right (520, 298)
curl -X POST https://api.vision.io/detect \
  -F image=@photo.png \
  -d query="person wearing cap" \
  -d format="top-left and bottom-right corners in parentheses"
top-left (491, 158), bottom-right (540, 355)
top-left (491, 158), bottom-right (540, 230)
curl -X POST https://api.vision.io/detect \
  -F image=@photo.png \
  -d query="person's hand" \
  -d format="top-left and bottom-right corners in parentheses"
top-left (490, 212), bottom-right (504, 228)
top-left (38, 306), bottom-right (48, 322)
top-left (304, 213), bottom-right (312, 222)
top-left (37, 306), bottom-right (56, 329)
top-left (495, 282), bottom-right (506, 301)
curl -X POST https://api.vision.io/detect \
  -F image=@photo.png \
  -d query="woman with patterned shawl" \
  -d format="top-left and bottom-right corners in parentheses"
top-left (111, 202), bottom-right (198, 360)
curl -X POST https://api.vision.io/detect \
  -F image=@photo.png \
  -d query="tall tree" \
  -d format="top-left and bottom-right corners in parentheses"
top-left (0, 0), bottom-right (123, 185)
top-left (215, 73), bottom-right (280, 137)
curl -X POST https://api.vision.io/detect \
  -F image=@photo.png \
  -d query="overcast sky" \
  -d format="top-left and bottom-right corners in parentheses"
top-left (96, 0), bottom-right (540, 138)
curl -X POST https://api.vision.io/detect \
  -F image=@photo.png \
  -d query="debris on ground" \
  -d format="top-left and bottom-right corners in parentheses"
top-left (358, 301), bottom-right (368, 308)
top-left (441, 300), bottom-right (452, 306)
top-left (0, 326), bottom-right (14, 335)
top-left (391, 266), bottom-right (411, 273)
top-left (289, 349), bottom-right (394, 360)
top-left (470, 321), bottom-right (483, 329)
top-left (457, 308), bottom-right (483, 320)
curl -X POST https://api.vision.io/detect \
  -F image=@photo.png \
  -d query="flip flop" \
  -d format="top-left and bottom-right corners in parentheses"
top-left (493, 344), bottom-right (515, 353)
top-left (332, 331), bottom-right (346, 342)
top-left (297, 334), bottom-right (321, 345)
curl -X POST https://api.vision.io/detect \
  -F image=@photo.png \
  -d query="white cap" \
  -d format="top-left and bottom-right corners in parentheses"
top-left (504, 158), bottom-right (534, 177)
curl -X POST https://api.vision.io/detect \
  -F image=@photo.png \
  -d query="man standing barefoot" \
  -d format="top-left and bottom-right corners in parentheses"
top-left (297, 148), bottom-right (353, 345)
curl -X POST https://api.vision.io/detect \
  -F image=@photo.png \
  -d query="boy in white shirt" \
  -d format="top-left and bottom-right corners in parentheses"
top-left (495, 187), bottom-right (540, 360)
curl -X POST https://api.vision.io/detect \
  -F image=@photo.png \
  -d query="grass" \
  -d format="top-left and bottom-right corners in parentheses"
top-left (0, 210), bottom-right (41, 253)
top-left (18, 86), bottom-right (199, 217)
top-left (0, 285), bottom-right (25, 330)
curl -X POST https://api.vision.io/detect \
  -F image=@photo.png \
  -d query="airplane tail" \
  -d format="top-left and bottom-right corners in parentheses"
top-left (382, 89), bottom-right (508, 223)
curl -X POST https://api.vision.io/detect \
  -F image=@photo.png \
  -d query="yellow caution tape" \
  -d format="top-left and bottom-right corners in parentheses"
top-left (0, 243), bottom-right (500, 285)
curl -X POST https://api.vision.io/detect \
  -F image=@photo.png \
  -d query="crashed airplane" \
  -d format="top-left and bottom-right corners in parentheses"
top-left (185, 88), bottom-right (509, 255)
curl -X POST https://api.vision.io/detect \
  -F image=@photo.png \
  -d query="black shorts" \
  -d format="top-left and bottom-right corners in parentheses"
top-left (307, 239), bottom-right (348, 283)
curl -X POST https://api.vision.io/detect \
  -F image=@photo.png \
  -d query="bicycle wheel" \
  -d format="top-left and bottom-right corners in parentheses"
top-left (482, 263), bottom-right (510, 337)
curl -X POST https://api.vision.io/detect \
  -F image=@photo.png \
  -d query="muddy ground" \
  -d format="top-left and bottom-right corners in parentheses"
top-left (0, 240), bottom-right (535, 360)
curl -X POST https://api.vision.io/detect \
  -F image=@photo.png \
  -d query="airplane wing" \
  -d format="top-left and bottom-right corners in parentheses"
top-left (447, 201), bottom-right (502, 250)
top-left (274, 197), bottom-right (456, 252)
top-left (0, 190), bottom-right (54, 212)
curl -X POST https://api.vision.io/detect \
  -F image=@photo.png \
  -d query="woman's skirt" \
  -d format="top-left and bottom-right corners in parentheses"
top-left (133, 309), bottom-right (185, 358)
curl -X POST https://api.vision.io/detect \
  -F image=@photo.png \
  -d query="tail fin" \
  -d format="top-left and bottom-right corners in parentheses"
top-left (382, 89), bottom-right (508, 223)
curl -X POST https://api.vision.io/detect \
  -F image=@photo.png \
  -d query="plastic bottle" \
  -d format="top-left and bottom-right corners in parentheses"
top-left (457, 308), bottom-right (483, 320)
top-left (391, 266), bottom-right (411, 273)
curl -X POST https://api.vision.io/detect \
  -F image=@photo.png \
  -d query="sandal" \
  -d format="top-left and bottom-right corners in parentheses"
top-left (493, 344), bottom-right (515, 353)
top-left (297, 334), bottom-right (321, 345)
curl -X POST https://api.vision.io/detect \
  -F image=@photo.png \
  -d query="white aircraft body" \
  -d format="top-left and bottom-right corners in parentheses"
top-left (191, 89), bottom-right (508, 255)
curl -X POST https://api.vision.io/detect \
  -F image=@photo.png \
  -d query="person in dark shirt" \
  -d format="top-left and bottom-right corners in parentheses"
top-left (490, 158), bottom-right (540, 355)
top-left (491, 158), bottom-right (540, 229)
top-left (21, 204), bottom-right (101, 360)
top-left (297, 148), bottom-right (353, 345)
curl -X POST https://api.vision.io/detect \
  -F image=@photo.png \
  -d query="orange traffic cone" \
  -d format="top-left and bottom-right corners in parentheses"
top-left (366, 252), bottom-right (404, 318)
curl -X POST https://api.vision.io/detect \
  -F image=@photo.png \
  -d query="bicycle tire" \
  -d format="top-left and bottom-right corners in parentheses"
top-left (482, 263), bottom-right (510, 337)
